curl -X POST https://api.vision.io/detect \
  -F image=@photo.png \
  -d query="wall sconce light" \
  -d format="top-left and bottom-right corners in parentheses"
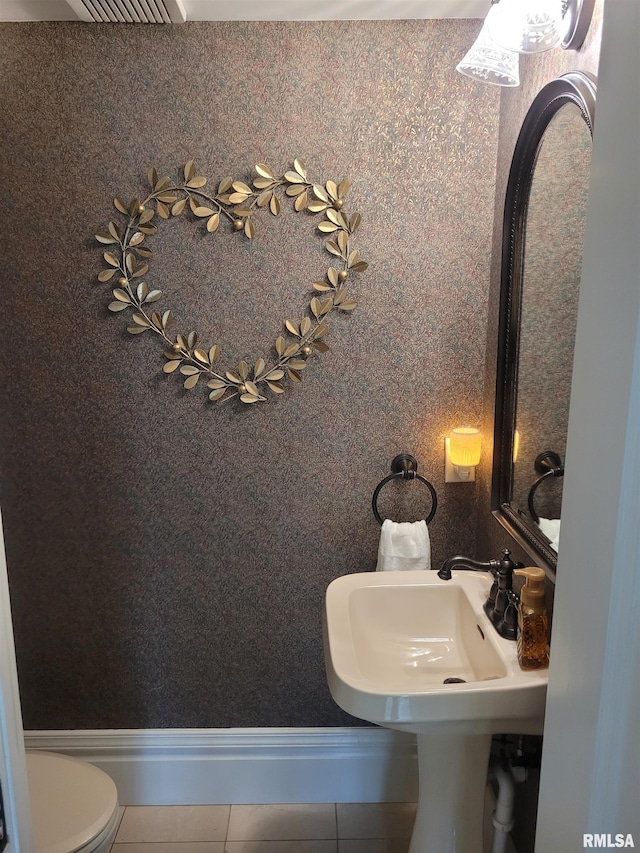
top-left (513, 428), bottom-right (521, 464)
top-left (445, 428), bottom-right (482, 483)
top-left (487, 0), bottom-right (565, 54)
top-left (456, 0), bottom-right (595, 87)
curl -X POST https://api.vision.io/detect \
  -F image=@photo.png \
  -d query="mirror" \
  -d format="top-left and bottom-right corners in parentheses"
top-left (492, 72), bottom-right (596, 578)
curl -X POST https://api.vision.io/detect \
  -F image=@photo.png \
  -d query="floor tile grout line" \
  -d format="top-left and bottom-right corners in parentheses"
top-left (111, 802), bottom-right (418, 847)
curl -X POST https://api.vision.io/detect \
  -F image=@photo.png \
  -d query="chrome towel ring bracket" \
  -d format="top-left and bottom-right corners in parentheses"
top-left (372, 453), bottom-right (438, 525)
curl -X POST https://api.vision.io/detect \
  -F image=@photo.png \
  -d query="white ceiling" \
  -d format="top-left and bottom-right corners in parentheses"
top-left (0, 0), bottom-right (489, 21)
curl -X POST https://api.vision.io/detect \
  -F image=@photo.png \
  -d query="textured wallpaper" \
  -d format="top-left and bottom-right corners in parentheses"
top-left (0, 20), bottom-right (499, 729)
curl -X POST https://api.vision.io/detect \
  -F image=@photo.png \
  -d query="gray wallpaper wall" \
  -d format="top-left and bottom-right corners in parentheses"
top-left (0, 20), bottom-right (500, 729)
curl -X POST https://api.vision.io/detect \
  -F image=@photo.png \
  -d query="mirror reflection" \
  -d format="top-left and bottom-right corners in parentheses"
top-left (492, 72), bottom-right (596, 576)
top-left (512, 105), bottom-right (592, 550)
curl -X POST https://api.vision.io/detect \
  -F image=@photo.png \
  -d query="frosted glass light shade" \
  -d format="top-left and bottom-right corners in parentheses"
top-left (456, 21), bottom-right (520, 87)
top-left (448, 428), bottom-right (482, 468)
top-left (487, 0), bottom-right (565, 54)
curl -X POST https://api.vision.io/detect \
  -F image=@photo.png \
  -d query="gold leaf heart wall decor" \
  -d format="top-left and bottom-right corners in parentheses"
top-left (94, 159), bottom-right (368, 405)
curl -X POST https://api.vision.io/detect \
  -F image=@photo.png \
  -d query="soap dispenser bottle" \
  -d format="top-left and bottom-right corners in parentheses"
top-left (514, 567), bottom-right (549, 670)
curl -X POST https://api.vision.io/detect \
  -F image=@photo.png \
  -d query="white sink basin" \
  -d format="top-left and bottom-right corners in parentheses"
top-left (324, 570), bottom-right (549, 851)
top-left (323, 569), bottom-right (548, 735)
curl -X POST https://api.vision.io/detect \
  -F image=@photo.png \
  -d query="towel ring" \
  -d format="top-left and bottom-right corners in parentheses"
top-left (372, 453), bottom-right (438, 525)
top-left (527, 450), bottom-right (564, 523)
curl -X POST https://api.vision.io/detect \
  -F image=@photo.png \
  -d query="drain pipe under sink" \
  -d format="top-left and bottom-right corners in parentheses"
top-left (489, 753), bottom-right (527, 853)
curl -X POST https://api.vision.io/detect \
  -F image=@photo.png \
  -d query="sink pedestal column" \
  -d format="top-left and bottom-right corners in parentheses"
top-left (408, 732), bottom-right (492, 853)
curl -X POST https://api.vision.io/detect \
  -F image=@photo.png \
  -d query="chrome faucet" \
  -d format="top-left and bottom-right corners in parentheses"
top-left (438, 549), bottom-right (522, 641)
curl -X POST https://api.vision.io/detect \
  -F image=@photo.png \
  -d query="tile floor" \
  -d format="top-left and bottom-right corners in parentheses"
top-left (109, 802), bottom-right (417, 852)
top-left (108, 798), bottom-right (515, 852)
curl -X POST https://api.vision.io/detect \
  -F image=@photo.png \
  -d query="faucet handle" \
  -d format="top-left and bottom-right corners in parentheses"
top-left (496, 549), bottom-right (523, 589)
top-left (499, 548), bottom-right (515, 569)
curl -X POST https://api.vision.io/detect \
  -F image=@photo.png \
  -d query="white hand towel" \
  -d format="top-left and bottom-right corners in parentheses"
top-left (538, 517), bottom-right (561, 551)
top-left (376, 519), bottom-right (431, 571)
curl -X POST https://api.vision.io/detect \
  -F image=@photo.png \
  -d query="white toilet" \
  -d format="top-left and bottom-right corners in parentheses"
top-left (26, 751), bottom-right (120, 853)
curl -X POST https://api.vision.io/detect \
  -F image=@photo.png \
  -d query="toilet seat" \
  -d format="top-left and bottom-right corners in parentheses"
top-left (26, 751), bottom-right (119, 853)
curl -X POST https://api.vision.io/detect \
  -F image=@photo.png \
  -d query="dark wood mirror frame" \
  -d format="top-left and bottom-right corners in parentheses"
top-left (491, 71), bottom-right (597, 580)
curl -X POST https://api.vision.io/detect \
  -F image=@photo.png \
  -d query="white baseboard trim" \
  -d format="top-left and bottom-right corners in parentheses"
top-left (24, 727), bottom-right (418, 806)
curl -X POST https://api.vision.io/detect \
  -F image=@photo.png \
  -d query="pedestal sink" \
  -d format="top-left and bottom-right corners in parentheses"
top-left (323, 570), bottom-right (548, 853)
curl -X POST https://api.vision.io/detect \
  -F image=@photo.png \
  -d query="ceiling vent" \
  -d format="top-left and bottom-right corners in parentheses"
top-left (65, 0), bottom-right (186, 23)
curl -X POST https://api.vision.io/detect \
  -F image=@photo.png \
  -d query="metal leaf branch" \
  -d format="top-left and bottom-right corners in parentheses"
top-left (94, 159), bottom-right (368, 404)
